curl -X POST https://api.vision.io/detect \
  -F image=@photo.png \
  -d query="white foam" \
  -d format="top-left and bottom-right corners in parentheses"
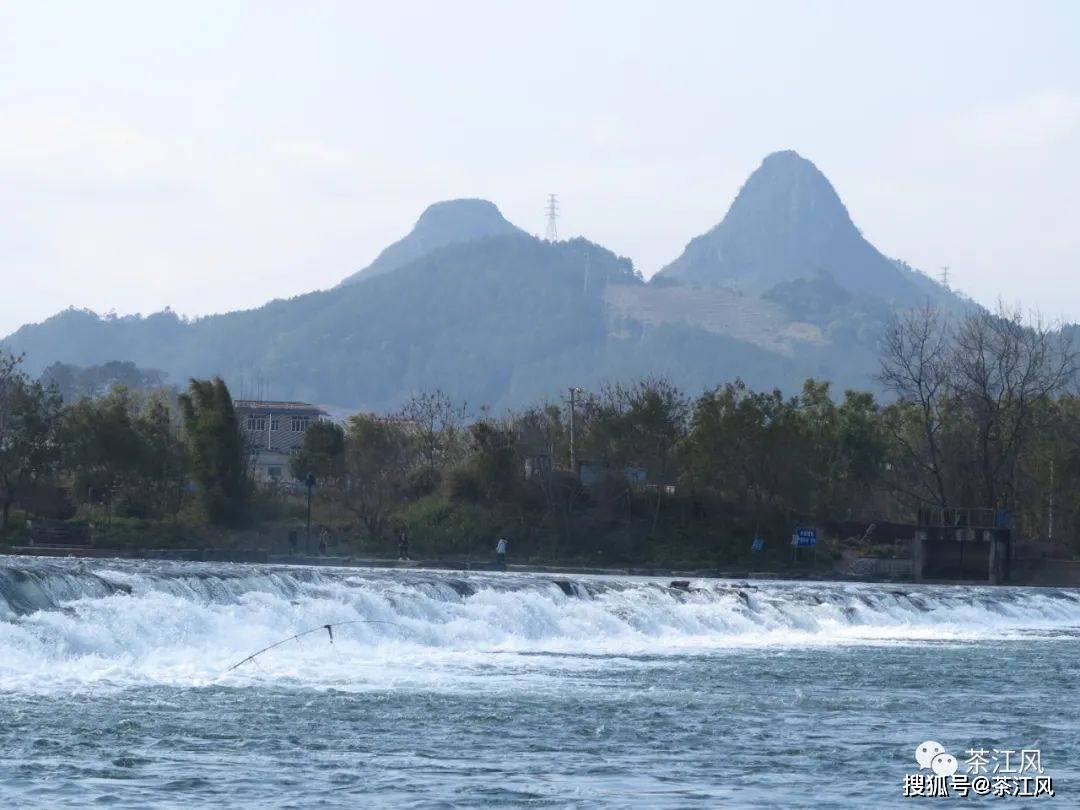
top-left (1, 557), bottom-right (1078, 692)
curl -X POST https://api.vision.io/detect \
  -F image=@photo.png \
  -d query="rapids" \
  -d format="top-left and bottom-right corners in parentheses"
top-left (2, 556), bottom-right (1077, 807)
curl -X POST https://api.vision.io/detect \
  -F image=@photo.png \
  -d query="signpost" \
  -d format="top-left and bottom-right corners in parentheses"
top-left (791, 527), bottom-right (817, 562)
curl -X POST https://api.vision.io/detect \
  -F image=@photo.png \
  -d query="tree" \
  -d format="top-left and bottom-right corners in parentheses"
top-left (581, 377), bottom-right (689, 480)
top-left (396, 390), bottom-right (468, 474)
top-left (950, 302), bottom-right (1076, 510)
top-left (880, 302), bottom-right (1077, 513)
top-left (0, 352), bottom-right (62, 534)
top-left (290, 420), bottom-right (348, 512)
top-left (340, 413), bottom-right (413, 540)
top-left (448, 420), bottom-right (519, 504)
top-left (510, 403), bottom-right (579, 553)
top-left (61, 386), bottom-right (186, 519)
top-left (879, 304), bottom-right (954, 507)
top-left (796, 379), bottom-right (841, 518)
top-left (134, 391), bottom-right (187, 519)
top-left (178, 377), bottom-right (247, 525)
top-left (570, 378), bottom-right (689, 533)
top-left (1039, 395), bottom-right (1080, 546)
top-left (513, 402), bottom-right (568, 462)
top-left (41, 360), bottom-right (168, 402)
top-left (835, 389), bottom-right (886, 503)
top-left (682, 380), bottom-right (812, 523)
top-left (290, 420), bottom-right (346, 485)
top-left (62, 386), bottom-right (146, 514)
top-left (1010, 395), bottom-right (1074, 542)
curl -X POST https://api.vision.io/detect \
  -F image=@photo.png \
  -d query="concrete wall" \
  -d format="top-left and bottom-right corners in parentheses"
top-left (923, 539), bottom-right (991, 580)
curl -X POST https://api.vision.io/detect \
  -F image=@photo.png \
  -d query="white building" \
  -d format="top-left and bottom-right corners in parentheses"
top-left (234, 400), bottom-right (327, 482)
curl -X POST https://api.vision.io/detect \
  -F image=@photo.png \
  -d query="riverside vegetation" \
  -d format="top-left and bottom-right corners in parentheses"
top-left (1, 302), bottom-right (1079, 568)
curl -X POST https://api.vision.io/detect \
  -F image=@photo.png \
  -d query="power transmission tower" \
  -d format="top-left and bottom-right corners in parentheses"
top-left (545, 194), bottom-right (559, 242)
top-left (939, 265), bottom-right (951, 289)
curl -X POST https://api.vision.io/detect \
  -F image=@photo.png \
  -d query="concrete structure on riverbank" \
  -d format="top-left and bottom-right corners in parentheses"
top-left (912, 507), bottom-right (1012, 584)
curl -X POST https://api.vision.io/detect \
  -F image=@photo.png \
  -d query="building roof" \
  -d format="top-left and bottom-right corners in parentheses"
top-left (234, 400), bottom-right (327, 415)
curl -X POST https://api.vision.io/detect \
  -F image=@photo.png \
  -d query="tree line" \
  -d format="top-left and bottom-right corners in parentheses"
top-left (0, 359), bottom-right (246, 535)
top-left (290, 302), bottom-right (1080, 556)
top-left (2, 301), bottom-right (1079, 557)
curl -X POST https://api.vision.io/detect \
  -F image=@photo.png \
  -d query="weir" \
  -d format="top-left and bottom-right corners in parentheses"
top-left (3, 557), bottom-right (1080, 694)
top-left (912, 507), bottom-right (1012, 584)
top-left (2, 557), bottom-right (1077, 645)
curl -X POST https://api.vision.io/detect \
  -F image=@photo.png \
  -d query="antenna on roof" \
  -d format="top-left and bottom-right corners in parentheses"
top-left (545, 194), bottom-right (559, 242)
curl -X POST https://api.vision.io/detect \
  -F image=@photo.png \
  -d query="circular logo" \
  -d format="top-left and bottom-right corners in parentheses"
top-left (931, 752), bottom-right (959, 777)
top-left (915, 741), bottom-right (946, 769)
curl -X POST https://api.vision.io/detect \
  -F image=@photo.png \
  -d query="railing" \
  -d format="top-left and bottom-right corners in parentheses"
top-left (916, 507), bottom-right (1010, 530)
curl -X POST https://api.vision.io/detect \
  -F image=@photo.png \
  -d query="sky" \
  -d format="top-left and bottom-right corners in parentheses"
top-left (2, 0), bottom-right (1079, 337)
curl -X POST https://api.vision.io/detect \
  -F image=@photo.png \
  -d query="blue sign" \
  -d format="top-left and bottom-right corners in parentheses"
top-left (791, 528), bottom-right (817, 548)
top-left (751, 537), bottom-right (765, 552)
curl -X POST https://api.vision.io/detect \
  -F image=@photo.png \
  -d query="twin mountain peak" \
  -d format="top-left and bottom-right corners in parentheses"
top-left (341, 149), bottom-right (942, 308)
top-left (3, 151), bottom-right (957, 410)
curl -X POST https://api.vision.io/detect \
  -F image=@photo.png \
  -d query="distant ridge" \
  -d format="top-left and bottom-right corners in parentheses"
top-left (339, 198), bottom-right (525, 285)
top-left (655, 150), bottom-right (933, 304)
top-left (4, 151), bottom-right (966, 410)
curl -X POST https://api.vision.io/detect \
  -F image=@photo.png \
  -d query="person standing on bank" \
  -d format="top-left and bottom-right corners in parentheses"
top-left (397, 527), bottom-right (410, 561)
top-left (495, 537), bottom-right (508, 569)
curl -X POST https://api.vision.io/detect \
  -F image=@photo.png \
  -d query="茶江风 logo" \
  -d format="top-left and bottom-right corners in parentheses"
top-left (904, 741), bottom-right (1054, 799)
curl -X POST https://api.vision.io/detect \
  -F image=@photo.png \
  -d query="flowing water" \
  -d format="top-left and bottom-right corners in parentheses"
top-left (1, 555), bottom-right (1077, 807)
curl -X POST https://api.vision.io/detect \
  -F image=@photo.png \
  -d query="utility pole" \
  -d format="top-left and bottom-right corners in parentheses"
top-left (545, 194), bottom-right (559, 242)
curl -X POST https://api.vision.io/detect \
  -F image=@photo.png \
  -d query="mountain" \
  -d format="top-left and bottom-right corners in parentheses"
top-left (656, 150), bottom-right (941, 305)
top-left (3, 152), bottom-right (961, 410)
top-left (4, 226), bottom-right (849, 409)
top-left (339, 198), bottom-right (526, 284)
top-left (6, 235), bottom-right (651, 409)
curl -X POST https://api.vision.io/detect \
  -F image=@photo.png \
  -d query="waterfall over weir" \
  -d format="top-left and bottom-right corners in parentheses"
top-left (2, 555), bottom-right (1079, 692)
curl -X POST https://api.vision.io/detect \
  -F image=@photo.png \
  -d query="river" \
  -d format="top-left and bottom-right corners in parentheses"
top-left (1, 556), bottom-right (1076, 807)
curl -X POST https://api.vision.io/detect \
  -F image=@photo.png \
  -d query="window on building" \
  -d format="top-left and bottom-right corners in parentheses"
top-left (247, 416), bottom-right (267, 432)
top-left (270, 417), bottom-right (280, 431)
top-left (267, 466), bottom-right (282, 479)
top-left (290, 415), bottom-right (310, 432)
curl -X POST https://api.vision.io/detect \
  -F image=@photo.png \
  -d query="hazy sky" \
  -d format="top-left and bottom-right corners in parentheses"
top-left (2, 1), bottom-right (1079, 337)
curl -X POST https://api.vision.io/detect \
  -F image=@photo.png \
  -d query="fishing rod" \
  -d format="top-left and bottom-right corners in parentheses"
top-left (223, 619), bottom-right (405, 674)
